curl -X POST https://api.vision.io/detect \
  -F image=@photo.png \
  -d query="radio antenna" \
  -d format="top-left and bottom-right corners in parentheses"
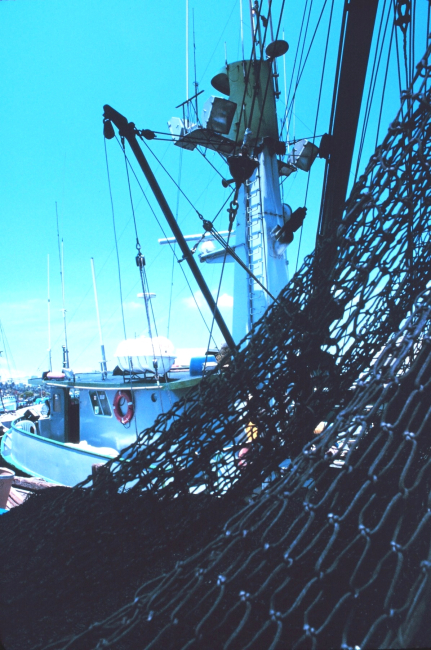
top-left (47, 254), bottom-right (52, 372)
top-left (56, 202), bottom-right (70, 368)
top-left (91, 258), bottom-right (108, 379)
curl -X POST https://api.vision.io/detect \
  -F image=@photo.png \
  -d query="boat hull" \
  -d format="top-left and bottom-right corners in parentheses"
top-left (2, 375), bottom-right (202, 486)
top-left (1, 423), bottom-right (116, 486)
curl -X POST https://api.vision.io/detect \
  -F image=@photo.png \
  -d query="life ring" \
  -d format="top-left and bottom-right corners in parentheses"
top-left (113, 390), bottom-right (134, 424)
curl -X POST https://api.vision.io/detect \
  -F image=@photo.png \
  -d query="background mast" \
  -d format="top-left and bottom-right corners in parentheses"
top-left (90, 258), bottom-right (108, 379)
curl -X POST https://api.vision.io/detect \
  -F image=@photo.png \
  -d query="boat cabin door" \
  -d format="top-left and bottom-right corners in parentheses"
top-left (49, 386), bottom-right (80, 444)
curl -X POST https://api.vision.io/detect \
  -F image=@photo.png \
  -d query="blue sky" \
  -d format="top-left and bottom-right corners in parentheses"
top-left (0, 0), bottom-right (427, 379)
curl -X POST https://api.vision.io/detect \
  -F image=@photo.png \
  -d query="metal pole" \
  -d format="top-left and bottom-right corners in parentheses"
top-left (90, 258), bottom-right (108, 379)
top-left (61, 240), bottom-right (70, 368)
top-left (56, 203), bottom-right (70, 368)
top-left (103, 105), bottom-right (236, 353)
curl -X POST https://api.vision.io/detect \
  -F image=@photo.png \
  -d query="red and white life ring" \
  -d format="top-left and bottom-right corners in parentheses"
top-left (113, 390), bottom-right (134, 425)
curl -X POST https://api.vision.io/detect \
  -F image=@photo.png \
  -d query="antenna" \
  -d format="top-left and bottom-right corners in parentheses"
top-left (56, 202), bottom-right (70, 368)
top-left (186, 0), bottom-right (189, 103)
top-left (248, 0), bottom-right (254, 42)
top-left (192, 8), bottom-right (199, 118)
top-left (240, 0), bottom-right (245, 60)
top-left (283, 28), bottom-right (289, 142)
top-left (91, 258), bottom-right (108, 379)
top-left (47, 254), bottom-right (52, 372)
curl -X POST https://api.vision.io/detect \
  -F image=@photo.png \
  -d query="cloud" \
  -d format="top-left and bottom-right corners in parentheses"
top-left (217, 293), bottom-right (233, 308)
top-left (183, 291), bottom-right (233, 309)
top-left (183, 291), bottom-right (205, 309)
top-left (124, 301), bottom-right (144, 311)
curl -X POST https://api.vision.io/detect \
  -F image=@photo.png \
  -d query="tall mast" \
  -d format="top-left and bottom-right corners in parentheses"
top-left (90, 258), bottom-right (108, 379)
top-left (209, 9), bottom-right (290, 344)
top-left (56, 202), bottom-right (70, 368)
top-left (157, 2), bottom-right (292, 347)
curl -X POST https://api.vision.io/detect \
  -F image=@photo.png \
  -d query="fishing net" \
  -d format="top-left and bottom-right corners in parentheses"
top-left (1, 44), bottom-right (431, 650)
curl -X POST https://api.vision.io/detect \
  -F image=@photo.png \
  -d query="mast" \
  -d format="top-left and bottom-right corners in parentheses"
top-left (90, 258), bottom-right (108, 379)
top-left (197, 16), bottom-right (290, 343)
top-left (317, 0), bottom-right (379, 242)
top-left (56, 202), bottom-right (70, 368)
top-left (152, 3), bottom-right (294, 347)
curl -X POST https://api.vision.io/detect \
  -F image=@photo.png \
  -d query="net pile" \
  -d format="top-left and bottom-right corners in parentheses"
top-left (1, 46), bottom-right (431, 650)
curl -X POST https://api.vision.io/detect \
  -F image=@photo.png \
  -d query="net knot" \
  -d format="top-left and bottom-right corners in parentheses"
top-left (283, 553), bottom-right (294, 566)
top-left (359, 524), bottom-right (370, 538)
top-left (421, 560), bottom-right (431, 573)
top-left (303, 624), bottom-right (316, 636)
top-left (270, 609), bottom-right (282, 621)
top-left (390, 541), bottom-right (403, 553)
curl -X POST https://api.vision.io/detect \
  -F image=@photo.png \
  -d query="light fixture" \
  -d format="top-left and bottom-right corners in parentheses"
top-left (289, 139), bottom-right (319, 172)
top-left (265, 40), bottom-right (289, 59)
top-left (201, 96), bottom-right (237, 135)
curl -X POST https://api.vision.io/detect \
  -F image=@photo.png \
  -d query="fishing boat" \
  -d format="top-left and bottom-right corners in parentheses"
top-left (2, 40), bottom-right (294, 484)
top-left (0, 0), bottom-right (416, 487)
top-left (1, 3), bottom-right (431, 648)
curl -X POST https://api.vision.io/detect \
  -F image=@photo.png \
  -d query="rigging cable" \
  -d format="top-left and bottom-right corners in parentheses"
top-left (116, 138), bottom-right (220, 349)
top-left (206, 232), bottom-right (231, 355)
top-left (256, 0), bottom-right (320, 145)
top-left (230, 0), bottom-right (264, 150)
top-left (196, 147), bottom-right (225, 179)
top-left (208, 223), bottom-right (277, 302)
top-left (104, 137), bottom-right (128, 341)
top-left (167, 148), bottom-right (183, 339)
top-left (121, 138), bottom-right (170, 392)
top-left (283, 0), bottom-right (331, 137)
top-left (280, 0), bottom-right (311, 135)
top-left (374, 23), bottom-right (395, 150)
top-left (0, 321), bottom-right (15, 379)
top-left (295, 0), bottom-right (335, 274)
top-left (427, 0), bottom-right (430, 48)
top-left (140, 138), bottom-right (233, 228)
top-left (244, 0), bottom-right (272, 136)
top-left (354, 0), bottom-right (392, 183)
top-left (392, 0), bottom-right (406, 112)
top-left (198, 0), bottom-right (238, 82)
top-left (141, 139), bottom-right (204, 220)
top-left (317, 0), bottom-right (354, 236)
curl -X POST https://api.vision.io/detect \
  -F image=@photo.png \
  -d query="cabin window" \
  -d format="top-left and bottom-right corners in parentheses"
top-left (89, 390), bottom-right (112, 416)
top-left (52, 393), bottom-right (61, 412)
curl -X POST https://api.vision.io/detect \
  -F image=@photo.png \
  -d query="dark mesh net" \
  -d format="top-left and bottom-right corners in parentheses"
top-left (1, 45), bottom-right (431, 650)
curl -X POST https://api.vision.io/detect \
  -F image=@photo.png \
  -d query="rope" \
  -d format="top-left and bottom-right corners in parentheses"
top-left (295, 0), bottom-right (335, 274)
top-left (116, 138), bottom-right (220, 349)
top-left (104, 136), bottom-right (128, 341)
top-left (167, 149), bottom-right (183, 339)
